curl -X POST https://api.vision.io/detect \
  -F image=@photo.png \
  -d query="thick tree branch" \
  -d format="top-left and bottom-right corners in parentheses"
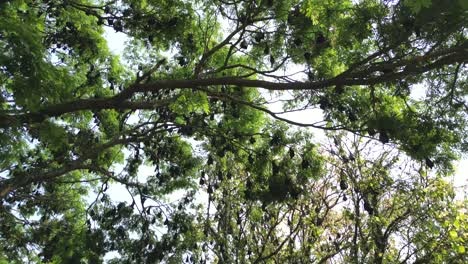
top-left (1, 42), bottom-right (465, 129)
top-left (0, 98), bottom-right (175, 128)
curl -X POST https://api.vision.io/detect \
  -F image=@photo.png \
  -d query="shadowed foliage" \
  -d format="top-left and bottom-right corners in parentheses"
top-left (0, 0), bottom-right (467, 263)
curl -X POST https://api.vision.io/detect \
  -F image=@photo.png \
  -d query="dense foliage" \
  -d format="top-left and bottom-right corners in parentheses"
top-left (0, 0), bottom-right (467, 263)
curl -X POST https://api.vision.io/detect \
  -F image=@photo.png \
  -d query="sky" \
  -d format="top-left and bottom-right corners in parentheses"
top-left (102, 21), bottom-right (467, 202)
top-left (98, 21), bottom-right (468, 261)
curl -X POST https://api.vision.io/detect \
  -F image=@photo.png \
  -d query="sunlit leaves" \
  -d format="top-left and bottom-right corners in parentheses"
top-left (0, 0), bottom-right (466, 263)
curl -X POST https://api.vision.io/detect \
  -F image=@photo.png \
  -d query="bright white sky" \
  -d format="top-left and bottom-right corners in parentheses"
top-left (99, 21), bottom-right (468, 262)
top-left (102, 20), bottom-right (467, 203)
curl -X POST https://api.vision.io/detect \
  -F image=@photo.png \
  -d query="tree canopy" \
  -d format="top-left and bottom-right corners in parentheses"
top-left (0, 0), bottom-right (467, 263)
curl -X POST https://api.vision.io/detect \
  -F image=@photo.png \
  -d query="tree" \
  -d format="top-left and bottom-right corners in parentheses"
top-left (200, 134), bottom-right (467, 263)
top-left (0, 0), bottom-right (466, 263)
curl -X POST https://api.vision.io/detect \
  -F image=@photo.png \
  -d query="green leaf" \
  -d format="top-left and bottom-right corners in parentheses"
top-left (449, 230), bottom-right (458, 239)
top-left (458, 245), bottom-right (466, 254)
top-left (405, 0), bottom-right (433, 13)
